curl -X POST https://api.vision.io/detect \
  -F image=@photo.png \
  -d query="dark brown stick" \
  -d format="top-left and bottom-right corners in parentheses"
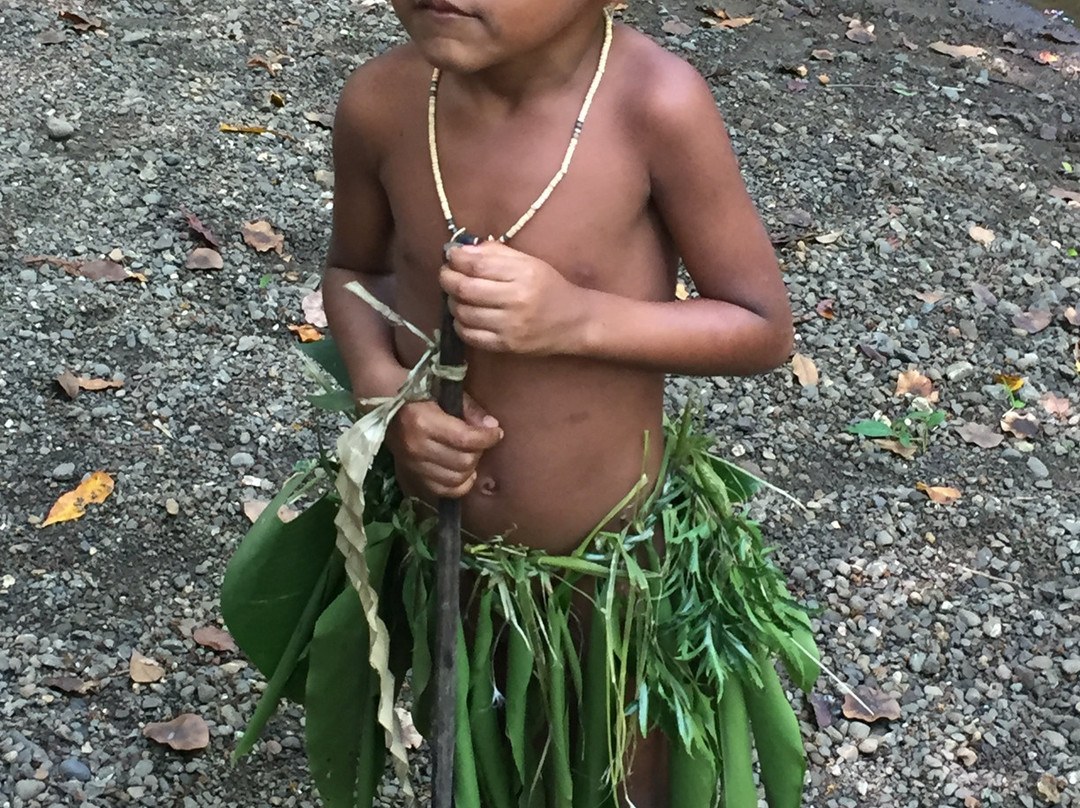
top-left (432, 232), bottom-right (478, 808)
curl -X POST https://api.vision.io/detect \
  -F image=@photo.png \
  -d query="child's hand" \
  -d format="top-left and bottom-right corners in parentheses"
top-left (440, 242), bottom-right (587, 355)
top-left (386, 393), bottom-right (504, 499)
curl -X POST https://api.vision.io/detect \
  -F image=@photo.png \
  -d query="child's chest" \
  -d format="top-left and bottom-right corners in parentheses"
top-left (379, 105), bottom-right (662, 298)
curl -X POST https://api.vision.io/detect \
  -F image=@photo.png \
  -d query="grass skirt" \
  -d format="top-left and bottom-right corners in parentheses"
top-left (221, 408), bottom-right (819, 808)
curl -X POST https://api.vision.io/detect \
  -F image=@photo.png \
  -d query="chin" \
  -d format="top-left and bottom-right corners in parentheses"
top-left (412, 38), bottom-right (494, 73)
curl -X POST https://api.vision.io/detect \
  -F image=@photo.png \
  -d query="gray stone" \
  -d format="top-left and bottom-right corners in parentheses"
top-left (59, 757), bottom-right (91, 782)
top-left (15, 780), bottom-right (46, 800)
top-left (848, 722), bottom-right (871, 740)
top-left (1027, 457), bottom-right (1049, 479)
top-left (46, 116), bottom-right (75, 140)
top-left (229, 452), bottom-right (255, 468)
top-left (52, 462), bottom-right (76, 480)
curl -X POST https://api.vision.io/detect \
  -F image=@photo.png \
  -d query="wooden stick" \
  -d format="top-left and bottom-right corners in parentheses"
top-left (432, 232), bottom-right (479, 808)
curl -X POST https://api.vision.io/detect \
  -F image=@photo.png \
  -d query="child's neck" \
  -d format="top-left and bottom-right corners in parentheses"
top-left (443, 12), bottom-right (607, 116)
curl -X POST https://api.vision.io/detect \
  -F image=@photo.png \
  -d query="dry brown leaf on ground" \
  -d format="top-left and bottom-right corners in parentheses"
top-left (59, 10), bottom-right (104, 30)
top-left (186, 248), bottom-right (223, 270)
top-left (1037, 772), bottom-right (1064, 804)
top-left (287, 323), bottom-right (322, 342)
top-left (78, 259), bottom-right (131, 282)
top-left (305, 110), bottom-right (335, 129)
top-left (243, 499), bottom-right (300, 524)
top-left (302, 289), bottom-right (328, 327)
top-left (815, 298), bottom-right (835, 319)
top-left (916, 482), bottom-right (962, 504)
top-left (1040, 392), bottom-right (1072, 419)
top-left (1013, 309), bottom-right (1052, 334)
top-left (815, 230), bottom-right (843, 244)
top-left (661, 19), bottom-right (692, 35)
top-left (879, 439), bottom-right (917, 460)
top-left (41, 675), bottom-right (100, 695)
top-left (246, 55), bottom-right (280, 75)
top-left (913, 290), bottom-right (945, 304)
top-left (193, 626), bottom-right (238, 653)
top-left (845, 19), bottom-right (876, 44)
top-left (241, 220), bottom-right (284, 254)
top-left (130, 651), bottom-right (165, 683)
top-left (791, 353), bottom-right (819, 387)
top-left (842, 687), bottom-right (901, 722)
top-left (41, 471), bottom-right (115, 527)
top-left (956, 422), bottom-right (1004, 448)
top-left (180, 208), bottom-right (222, 249)
top-left (23, 254), bottom-right (81, 273)
top-left (812, 48), bottom-right (835, 61)
top-left (701, 10), bottom-right (753, 29)
top-left (143, 713), bottom-right (210, 751)
top-left (968, 225), bottom-right (995, 245)
top-left (1063, 306), bottom-right (1078, 326)
top-left (78, 377), bottom-right (124, 392)
top-left (895, 368), bottom-right (938, 401)
top-left (1001, 410), bottom-right (1039, 438)
top-left (929, 41), bottom-right (986, 58)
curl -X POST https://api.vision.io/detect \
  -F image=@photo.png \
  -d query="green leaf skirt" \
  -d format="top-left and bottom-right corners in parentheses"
top-left (221, 411), bottom-right (819, 808)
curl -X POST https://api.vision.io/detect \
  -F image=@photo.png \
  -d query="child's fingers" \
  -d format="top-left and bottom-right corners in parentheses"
top-left (445, 243), bottom-right (519, 281)
top-left (441, 267), bottom-right (513, 307)
top-left (418, 465), bottom-right (477, 499)
top-left (432, 414), bottom-right (503, 453)
top-left (462, 393), bottom-right (500, 431)
top-left (450, 302), bottom-right (504, 332)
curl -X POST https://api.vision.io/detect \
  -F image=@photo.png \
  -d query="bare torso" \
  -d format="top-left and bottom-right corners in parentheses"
top-left (374, 31), bottom-right (674, 550)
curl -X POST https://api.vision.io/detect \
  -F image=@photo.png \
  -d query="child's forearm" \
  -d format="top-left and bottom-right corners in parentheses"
top-left (577, 291), bottom-right (794, 377)
top-left (323, 266), bottom-right (410, 402)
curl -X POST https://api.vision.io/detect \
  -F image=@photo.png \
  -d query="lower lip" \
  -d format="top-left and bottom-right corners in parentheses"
top-left (419, 4), bottom-right (472, 17)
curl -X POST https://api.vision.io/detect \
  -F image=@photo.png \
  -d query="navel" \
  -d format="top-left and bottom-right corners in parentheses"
top-left (478, 476), bottom-right (498, 496)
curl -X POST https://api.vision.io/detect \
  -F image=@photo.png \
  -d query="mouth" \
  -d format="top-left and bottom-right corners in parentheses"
top-left (416, 0), bottom-right (474, 16)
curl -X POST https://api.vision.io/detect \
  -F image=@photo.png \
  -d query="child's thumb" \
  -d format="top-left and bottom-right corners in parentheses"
top-left (462, 393), bottom-right (501, 433)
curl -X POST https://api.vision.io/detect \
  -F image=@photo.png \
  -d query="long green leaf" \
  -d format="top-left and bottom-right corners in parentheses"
top-left (222, 490), bottom-right (341, 703)
top-left (470, 589), bottom-right (515, 808)
top-left (575, 598), bottom-right (616, 808)
top-left (668, 739), bottom-right (718, 808)
top-left (718, 680), bottom-right (757, 808)
top-left (745, 654), bottom-right (807, 808)
top-left (305, 587), bottom-right (380, 808)
top-left (455, 618), bottom-right (482, 808)
top-left (231, 549), bottom-right (342, 761)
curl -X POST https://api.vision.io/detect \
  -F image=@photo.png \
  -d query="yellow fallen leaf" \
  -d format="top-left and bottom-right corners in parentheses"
top-left (287, 323), bottom-right (323, 342)
top-left (41, 471), bottom-right (115, 526)
top-left (993, 373), bottom-right (1024, 392)
top-left (916, 482), bottom-right (961, 504)
top-left (270, 91), bottom-right (286, 108)
top-left (675, 282), bottom-right (690, 300)
top-left (791, 353), bottom-right (819, 387)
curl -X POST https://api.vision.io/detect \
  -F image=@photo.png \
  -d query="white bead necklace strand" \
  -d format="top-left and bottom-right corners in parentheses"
top-left (427, 8), bottom-right (614, 243)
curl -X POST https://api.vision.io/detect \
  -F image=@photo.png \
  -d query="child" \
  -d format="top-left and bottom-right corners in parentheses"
top-left (226, 2), bottom-right (819, 807)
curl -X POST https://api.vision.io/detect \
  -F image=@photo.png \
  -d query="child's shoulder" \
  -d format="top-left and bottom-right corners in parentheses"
top-left (333, 44), bottom-right (430, 149)
top-left (611, 26), bottom-right (725, 142)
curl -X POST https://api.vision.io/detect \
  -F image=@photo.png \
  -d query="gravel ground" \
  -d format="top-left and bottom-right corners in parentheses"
top-left (2, 0), bottom-right (1079, 806)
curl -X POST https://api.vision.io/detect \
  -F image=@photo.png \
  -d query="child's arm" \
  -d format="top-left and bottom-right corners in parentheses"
top-left (439, 58), bottom-right (793, 377)
top-left (324, 66), bottom-right (501, 499)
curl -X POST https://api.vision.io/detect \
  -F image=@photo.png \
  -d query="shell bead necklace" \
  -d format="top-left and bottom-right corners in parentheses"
top-left (427, 8), bottom-right (614, 244)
